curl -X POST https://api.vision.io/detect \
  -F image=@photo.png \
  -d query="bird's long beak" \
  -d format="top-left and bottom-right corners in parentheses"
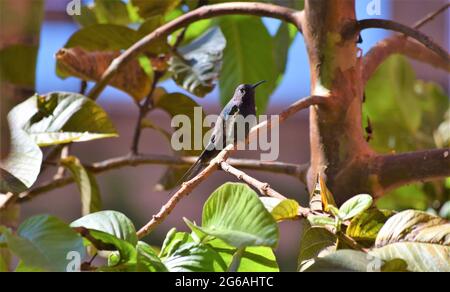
top-left (252, 80), bottom-right (266, 89)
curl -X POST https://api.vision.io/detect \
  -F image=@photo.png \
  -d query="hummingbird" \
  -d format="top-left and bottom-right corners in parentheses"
top-left (177, 80), bottom-right (266, 184)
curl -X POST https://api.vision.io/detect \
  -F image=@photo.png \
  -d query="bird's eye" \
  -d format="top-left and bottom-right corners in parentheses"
top-left (239, 88), bottom-right (245, 94)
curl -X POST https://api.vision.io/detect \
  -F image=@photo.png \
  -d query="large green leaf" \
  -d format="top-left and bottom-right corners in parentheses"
top-left (297, 220), bottom-right (337, 271)
top-left (0, 45), bottom-right (38, 87)
top-left (370, 242), bottom-right (449, 272)
top-left (364, 55), bottom-right (449, 153)
top-left (70, 210), bottom-right (137, 246)
top-left (61, 156), bottom-right (102, 216)
top-left (3, 215), bottom-right (85, 272)
top-left (136, 241), bottom-right (167, 272)
top-left (338, 194), bottom-right (373, 220)
top-left (131, 0), bottom-right (181, 18)
top-left (1, 96), bottom-right (43, 193)
top-left (199, 183), bottom-right (278, 248)
top-left (17, 92), bottom-right (117, 146)
top-left (163, 241), bottom-right (227, 272)
top-left (346, 208), bottom-right (394, 244)
top-left (93, 0), bottom-right (131, 25)
top-left (376, 184), bottom-right (428, 211)
top-left (375, 210), bottom-right (450, 247)
top-left (219, 16), bottom-right (277, 114)
top-left (273, 22), bottom-right (296, 84)
top-left (207, 238), bottom-right (279, 272)
top-left (65, 24), bottom-right (139, 51)
top-left (260, 197), bottom-right (300, 221)
top-left (302, 249), bottom-right (407, 272)
top-left (169, 27), bottom-right (226, 97)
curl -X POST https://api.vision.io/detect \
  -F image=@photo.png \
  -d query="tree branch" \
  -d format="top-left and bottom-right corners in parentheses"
top-left (362, 35), bottom-right (450, 85)
top-left (11, 154), bottom-right (308, 205)
top-left (136, 95), bottom-right (326, 238)
top-left (413, 3), bottom-right (449, 29)
top-left (87, 2), bottom-right (303, 100)
top-left (357, 19), bottom-right (449, 65)
top-left (220, 161), bottom-right (287, 200)
top-left (372, 148), bottom-right (450, 196)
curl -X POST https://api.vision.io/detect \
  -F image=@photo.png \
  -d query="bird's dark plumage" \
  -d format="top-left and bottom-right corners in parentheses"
top-left (177, 81), bottom-right (265, 184)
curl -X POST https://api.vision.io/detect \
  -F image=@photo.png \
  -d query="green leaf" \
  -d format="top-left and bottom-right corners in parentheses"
top-left (307, 215), bottom-right (335, 227)
top-left (219, 15), bottom-right (277, 114)
top-left (169, 27), bottom-right (226, 97)
top-left (346, 208), bottom-right (394, 244)
top-left (3, 215), bottom-right (85, 272)
top-left (61, 156), bottom-right (102, 216)
top-left (338, 194), bottom-right (373, 220)
top-left (267, 0), bottom-right (304, 10)
top-left (260, 197), bottom-right (300, 221)
top-left (434, 108), bottom-right (450, 148)
top-left (131, 0), bottom-right (181, 18)
top-left (18, 92), bottom-right (117, 146)
top-left (0, 45), bottom-right (38, 87)
top-left (297, 220), bottom-right (337, 271)
top-left (364, 55), bottom-right (449, 152)
top-left (73, 5), bottom-right (99, 27)
top-left (440, 201), bottom-right (450, 219)
top-left (70, 210), bottom-right (137, 246)
top-left (136, 241), bottom-right (168, 272)
top-left (302, 249), bottom-right (379, 272)
top-left (93, 0), bottom-right (130, 26)
top-left (75, 227), bottom-right (136, 264)
top-left (65, 24), bottom-right (139, 51)
top-left (376, 184), bottom-right (428, 211)
top-left (370, 242), bottom-right (450, 272)
top-left (375, 210), bottom-right (450, 247)
top-left (199, 183), bottom-right (279, 248)
top-left (159, 229), bottom-right (195, 258)
top-left (0, 250), bottom-right (8, 272)
top-left (137, 17), bottom-right (170, 55)
top-left (158, 230), bottom-right (227, 272)
top-left (1, 96), bottom-right (43, 193)
top-left (207, 238), bottom-right (279, 272)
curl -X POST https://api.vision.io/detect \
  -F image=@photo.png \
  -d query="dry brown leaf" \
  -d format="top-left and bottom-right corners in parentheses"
top-left (56, 47), bottom-right (151, 101)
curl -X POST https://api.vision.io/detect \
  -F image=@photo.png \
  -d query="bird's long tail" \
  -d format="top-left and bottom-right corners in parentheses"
top-left (176, 149), bottom-right (217, 186)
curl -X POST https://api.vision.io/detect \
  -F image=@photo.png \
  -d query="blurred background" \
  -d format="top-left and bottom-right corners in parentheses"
top-left (1, 0), bottom-right (448, 270)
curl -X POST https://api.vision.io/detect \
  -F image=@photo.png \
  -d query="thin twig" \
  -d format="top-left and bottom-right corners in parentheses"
top-left (220, 161), bottom-right (287, 200)
top-left (87, 2), bottom-right (303, 100)
top-left (357, 19), bottom-right (449, 64)
top-left (13, 154), bottom-right (308, 204)
top-left (136, 95), bottom-right (327, 238)
top-left (413, 3), bottom-right (449, 29)
top-left (131, 72), bottom-right (162, 154)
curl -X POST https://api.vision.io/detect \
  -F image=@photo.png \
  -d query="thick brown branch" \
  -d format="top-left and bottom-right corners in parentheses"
top-left (136, 95), bottom-right (326, 238)
top-left (357, 19), bottom-right (449, 64)
top-left (87, 2), bottom-right (303, 99)
top-left (363, 35), bottom-right (450, 85)
top-left (372, 148), bottom-right (450, 196)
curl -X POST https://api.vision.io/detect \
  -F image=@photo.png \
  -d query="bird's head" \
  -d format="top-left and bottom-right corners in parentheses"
top-left (233, 80), bottom-right (266, 102)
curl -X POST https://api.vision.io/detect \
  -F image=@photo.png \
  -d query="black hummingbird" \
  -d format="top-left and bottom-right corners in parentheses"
top-left (178, 80), bottom-right (266, 184)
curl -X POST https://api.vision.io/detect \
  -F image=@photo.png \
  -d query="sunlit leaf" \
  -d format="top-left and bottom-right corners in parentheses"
top-left (338, 194), bottom-right (373, 220)
top-left (3, 215), bottom-right (85, 272)
top-left (260, 197), bottom-right (300, 221)
top-left (346, 208), bottom-right (394, 244)
top-left (169, 27), bottom-right (226, 97)
top-left (131, 0), bottom-right (181, 18)
top-left (198, 183), bottom-right (278, 248)
top-left (61, 156), bottom-right (102, 216)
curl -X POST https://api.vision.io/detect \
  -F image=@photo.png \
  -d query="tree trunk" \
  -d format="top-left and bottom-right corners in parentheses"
top-left (303, 0), bottom-right (375, 203)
